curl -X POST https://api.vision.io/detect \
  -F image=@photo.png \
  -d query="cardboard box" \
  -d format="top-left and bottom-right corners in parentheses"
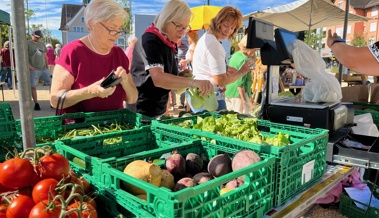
top-left (341, 85), bottom-right (368, 102)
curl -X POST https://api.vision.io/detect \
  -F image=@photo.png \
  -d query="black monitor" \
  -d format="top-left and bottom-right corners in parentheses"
top-left (274, 28), bottom-right (298, 61)
top-left (246, 17), bottom-right (274, 49)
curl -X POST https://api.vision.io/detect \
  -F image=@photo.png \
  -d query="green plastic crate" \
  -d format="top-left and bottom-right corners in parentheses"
top-left (353, 102), bottom-right (379, 127)
top-left (75, 140), bottom-right (275, 218)
top-left (0, 102), bottom-right (20, 161)
top-left (54, 126), bottom-right (189, 178)
top-left (151, 114), bottom-right (329, 206)
top-left (340, 181), bottom-right (379, 218)
top-left (15, 108), bottom-right (152, 145)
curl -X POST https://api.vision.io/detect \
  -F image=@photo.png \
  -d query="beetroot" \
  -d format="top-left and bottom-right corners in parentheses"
top-left (224, 178), bottom-right (244, 189)
top-left (165, 150), bottom-right (186, 181)
top-left (186, 153), bottom-right (203, 175)
top-left (173, 177), bottom-right (195, 192)
top-left (193, 172), bottom-right (213, 185)
top-left (232, 150), bottom-right (261, 172)
top-left (207, 153), bottom-right (232, 178)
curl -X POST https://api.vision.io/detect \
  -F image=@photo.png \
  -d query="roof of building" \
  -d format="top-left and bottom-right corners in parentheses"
top-left (364, 0), bottom-right (379, 8)
top-left (59, 4), bottom-right (83, 30)
top-left (350, 0), bottom-right (377, 9)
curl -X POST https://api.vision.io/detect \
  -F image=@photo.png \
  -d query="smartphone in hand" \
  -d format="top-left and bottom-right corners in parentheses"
top-left (100, 70), bottom-right (122, 88)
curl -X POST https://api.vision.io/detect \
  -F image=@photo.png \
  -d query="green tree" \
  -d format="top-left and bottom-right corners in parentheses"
top-left (351, 33), bottom-right (367, 47)
top-left (304, 29), bottom-right (325, 50)
top-left (117, 0), bottom-right (132, 34)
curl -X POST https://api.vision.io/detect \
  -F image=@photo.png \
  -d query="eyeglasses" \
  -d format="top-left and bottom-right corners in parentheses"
top-left (171, 21), bottom-right (191, 32)
top-left (99, 22), bottom-right (126, 36)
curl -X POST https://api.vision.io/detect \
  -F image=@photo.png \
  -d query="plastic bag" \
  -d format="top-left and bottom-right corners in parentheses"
top-left (292, 40), bottom-right (342, 103)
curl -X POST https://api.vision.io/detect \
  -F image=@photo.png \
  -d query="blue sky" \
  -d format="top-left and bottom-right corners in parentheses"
top-left (0, 0), bottom-right (296, 42)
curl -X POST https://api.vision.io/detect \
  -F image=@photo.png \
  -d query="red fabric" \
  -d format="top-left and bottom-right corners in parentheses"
top-left (46, 47), bottom-right (55, 65)
top-left (145, 23), bottom-right (177, 52)
top-left (56, 40), bottom-right (128, 113)
top-left (0, 48), bottom-right (11, 67)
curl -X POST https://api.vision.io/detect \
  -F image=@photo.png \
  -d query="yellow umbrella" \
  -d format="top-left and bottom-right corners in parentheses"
top-left (190, 5), bottom-right (222, 30)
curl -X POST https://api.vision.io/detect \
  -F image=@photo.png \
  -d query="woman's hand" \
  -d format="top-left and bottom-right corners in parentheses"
top-left (89, 79), bottom-right (116, 98)
top-left (327, 29), bottom-right (341, 48)
top-left (192, 79), bottom-right (213, 97)
top-left (240, 59), bottom-right (254, 75)
top-left (114, 66), bottom-right (138, 104)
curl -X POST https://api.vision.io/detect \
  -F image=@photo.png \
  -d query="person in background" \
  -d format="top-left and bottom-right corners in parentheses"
top-left (225, 35), bottom-right (257, 114)
top-left (46, 44), bottom-right (55, 76)
top-left (0, 41), bottom-right (13, 89)
top-left (50, 0), bottom-right (138, 114)
top-left (55, 43), bottom-right (61, 60)
top-left (27, 30), bottom-right (52, 110)
top-left (124, 35), bottom-right (138, 112)
top-left (188, 6), bottom-right (253, 113)
top-left (124, 35), bottom-right (137, 70)
top-left (327, 29), bottom-right (379, 75)
top-left (130, 0), bottom-right (213, 118)
top-left (174, 38), bottom-right (188, 110)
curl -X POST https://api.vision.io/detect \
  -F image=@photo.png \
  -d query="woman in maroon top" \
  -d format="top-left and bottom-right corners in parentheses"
top-left (50, 0), bottom-right (137, 113)
top-left (0, 41), bottom-right (13, 89)
top-left (45, 44), bottom-right (55, 76)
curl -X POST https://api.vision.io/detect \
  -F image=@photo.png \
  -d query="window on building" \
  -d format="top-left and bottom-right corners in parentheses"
top-left (347, 26), bottom-right (351, 34)
top-left (117, 37), bottom-right (125, 48)
top-left (73, 26), bottom-right (84, 32)
top-left (373, 7), bottom-right (378, 17)
top-left (67, 13), bottom-right (74, 18)
top-left (336, 28), bottom-right (343, 36)
top-left (81, 17), bottom-right (84, 22)
top-left (370, 22), bottom-right (377, 32)
top-left (338, 1), bottom-right (343, 9)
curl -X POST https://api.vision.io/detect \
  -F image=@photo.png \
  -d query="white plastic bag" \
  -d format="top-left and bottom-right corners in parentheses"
top-left (292, 40), bottom-right (342, 103)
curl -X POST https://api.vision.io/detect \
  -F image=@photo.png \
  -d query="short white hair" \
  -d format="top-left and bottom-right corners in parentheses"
top-left (84, 0), bottom-right (128, 28)
top-left (128, 35), bottom-right (137, 44)
top-left (55, 43), bottom-right (61, 48)
top-left (46, 43), bottom-right (53, 48)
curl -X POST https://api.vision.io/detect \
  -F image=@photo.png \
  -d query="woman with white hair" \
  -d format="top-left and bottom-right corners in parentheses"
top-left (124, 35), bottom-right (137, 70)
top-left (50, 0), bottom-right (138, 114)
top-left (130, 0), bottom-right (213, 117)
top-left (46, 43), bottom-right (55, 76)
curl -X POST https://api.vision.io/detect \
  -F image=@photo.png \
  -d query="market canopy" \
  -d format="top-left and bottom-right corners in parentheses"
top-left (0, 10), bottom-right (10, 25)
top-left (242, 0), bottom-right (370, 32)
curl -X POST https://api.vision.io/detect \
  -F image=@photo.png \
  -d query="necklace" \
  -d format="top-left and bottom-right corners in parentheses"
top-left (88, 35), bottom-right (109, 55)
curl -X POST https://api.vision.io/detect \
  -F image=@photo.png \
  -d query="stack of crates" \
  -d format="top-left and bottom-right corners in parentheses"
top-left (151, 113), bottom-right (329, 206)
top-left (0, 102), bottom-right (20, 161)
top-left (56, 136), bottom-right (275, 218)
top-left (15, 108), bottom-right (152, 146)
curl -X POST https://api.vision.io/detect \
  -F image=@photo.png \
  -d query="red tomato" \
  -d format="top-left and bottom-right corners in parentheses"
top-left (70, 195), bottom-right (97, 210)
top-left (29, 200), bottom-right (61, 218)
top-left (6, 195), bottom-right (35, 218)
top-left (0, 204), bottom-right (7, 218)
top-left (0, 158), bottom-right (34, 189)
top-left (38, 154), bottom-right (70, 181)
top-left (74, 177), bottom-right (91, 194)
top-left (32, 178), bottom-right (59, 204)
top-left (64, 171), bottom-right (78, 184)
top-left (66, 202), bottom-right (97, 218)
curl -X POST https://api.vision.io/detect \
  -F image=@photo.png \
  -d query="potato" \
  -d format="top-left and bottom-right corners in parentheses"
top-left (160, 169), bottom-right (175, 191)
top-left (123, 160), bottom-right (162, 195)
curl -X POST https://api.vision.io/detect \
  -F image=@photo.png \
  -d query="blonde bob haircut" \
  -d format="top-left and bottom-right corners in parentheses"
top-left (84, 0), bottom-right (128, 29)
top-left (209, 6), bottom-right (242, 40)
top-left (154, 0), bottom-right (192, 35)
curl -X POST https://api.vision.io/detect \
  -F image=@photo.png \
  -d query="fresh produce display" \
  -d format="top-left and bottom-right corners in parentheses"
top-left (176, 113), bottom-right (291, 146)
top-left (121, 147), bottom-right (260, 195)
top-left (0, 146), bottom-right (97, 218)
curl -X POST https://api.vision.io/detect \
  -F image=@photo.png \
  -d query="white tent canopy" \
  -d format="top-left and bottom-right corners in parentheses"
top-left (242, 0), bottom-right (369, 32)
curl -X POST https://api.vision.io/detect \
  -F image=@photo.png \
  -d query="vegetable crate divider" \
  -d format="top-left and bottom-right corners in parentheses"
top-left (151, 113), bottom-right (329, 206)
top-left (0, 102), bottom-right (21, 161)
top-left (14, 108), bottom-right (152, 145)
top-left (77, 140), bottom-right (275, 218)
top-left (339, 181), bottom-right (379, 218)
top-left (353, 102), bottom-right (379, 127)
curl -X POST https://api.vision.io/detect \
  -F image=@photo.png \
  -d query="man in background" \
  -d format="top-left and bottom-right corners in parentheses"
top-left (27, 30), bottom-right (52, 111)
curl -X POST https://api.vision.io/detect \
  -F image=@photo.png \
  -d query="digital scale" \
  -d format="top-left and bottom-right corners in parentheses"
top-left (246, 18), bottom-right (379, 170)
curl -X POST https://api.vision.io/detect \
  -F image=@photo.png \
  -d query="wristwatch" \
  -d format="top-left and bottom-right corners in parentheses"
top-left (331, 38), bottom-right (346, 47)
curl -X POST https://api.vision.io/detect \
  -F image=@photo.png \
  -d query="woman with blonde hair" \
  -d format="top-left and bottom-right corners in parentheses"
top-left (225, 35), bottom-right (257, 114)
top-left (188, 6), bottom-right (254, 113)
top-left (130, 0), bottom-right (213, 117)
top-left (50, 0), bottom-right (138, 114)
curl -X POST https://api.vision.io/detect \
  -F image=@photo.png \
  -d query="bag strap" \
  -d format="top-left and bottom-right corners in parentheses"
top-left (55, 91), bottom-right (68, 116)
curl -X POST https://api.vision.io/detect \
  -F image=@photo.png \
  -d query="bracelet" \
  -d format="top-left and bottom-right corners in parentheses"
top-left (331, 38), bottom-right (346, 47)
top-left (189, 79), bottom-right (195, 88)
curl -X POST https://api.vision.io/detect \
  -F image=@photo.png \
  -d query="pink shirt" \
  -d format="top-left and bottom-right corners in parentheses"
top-left (124, 47), bottom-right (134, 70)
top-left (46, 47), bottom-right (55, 65)
top-left (56, 40), bottom-right (129, 113)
